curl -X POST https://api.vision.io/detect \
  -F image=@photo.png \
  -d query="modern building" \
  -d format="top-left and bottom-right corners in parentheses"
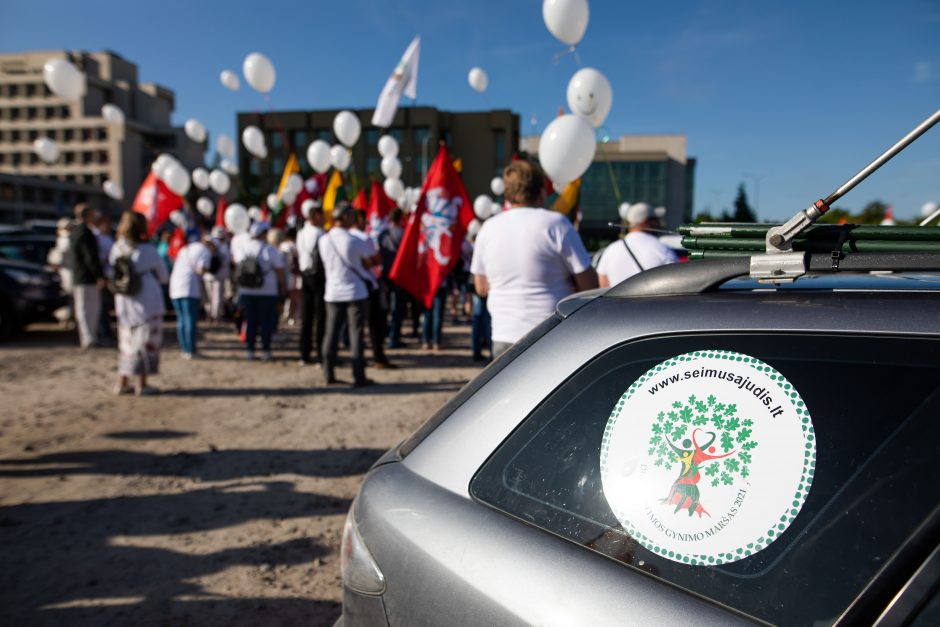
top-left (237, 107), bottom-right (519, 203)
top-left (0, 50), bottom-right (204, 224)
top-left (521, 134), bottom-right (696, 241)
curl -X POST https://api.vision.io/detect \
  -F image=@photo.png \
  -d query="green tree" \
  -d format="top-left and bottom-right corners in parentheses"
top-left (733, 183), bottom-right (757, 223)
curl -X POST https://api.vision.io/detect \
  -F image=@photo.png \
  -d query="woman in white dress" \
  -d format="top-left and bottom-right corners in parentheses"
top-left (110, 212), bottom-right (169, 395)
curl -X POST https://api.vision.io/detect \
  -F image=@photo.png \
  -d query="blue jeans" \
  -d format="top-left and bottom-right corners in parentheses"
top-left (172, 297), bottom-right (200, 355)
top-left (421, 289), bottom-right (445, 347)
top-left (239, 294), bottom-right (279, 352)
top-left (471, 294), bottom-right (491, 357)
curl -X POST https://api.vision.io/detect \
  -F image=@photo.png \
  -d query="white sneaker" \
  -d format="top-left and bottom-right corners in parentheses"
top-left (112, 383), bottom-right (132, 396)
top-left (182, 352), bottom-right (193, 360)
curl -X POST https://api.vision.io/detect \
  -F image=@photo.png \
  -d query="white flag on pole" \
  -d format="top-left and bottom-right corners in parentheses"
top-left (372, 36), bottom-right (420, 128)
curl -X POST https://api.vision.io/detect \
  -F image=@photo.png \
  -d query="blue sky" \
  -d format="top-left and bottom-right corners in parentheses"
top-left (3, 0), bottom-right (939, 220)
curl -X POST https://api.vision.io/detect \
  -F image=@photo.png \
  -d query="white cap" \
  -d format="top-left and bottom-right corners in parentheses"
top-left (626, 202), bottom-right (653, 226)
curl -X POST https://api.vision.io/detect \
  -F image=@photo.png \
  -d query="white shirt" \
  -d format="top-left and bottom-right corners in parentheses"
top-left (350, 228), bottom-right (380, 289)
top-left (229, 232), bottom-right (252, 262)
top-left (169, 241), bottom-right (211, 300)
top-left (231, 238), bottom-right (284, 297)
top-left (110, 239), bottom-right (168, 327)
top-left (471, 207), bottom-right (592, 344)
top-left (319, 227), bottom-right (376, 302)
top-left (296, 222), bottom-right (324, 272)
top-left (597, 231), bottom-right (678, 286)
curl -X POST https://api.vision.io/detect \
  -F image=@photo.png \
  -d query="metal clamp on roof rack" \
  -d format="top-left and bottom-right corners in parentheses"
top-left (749, 251), bottom-right (808, 283)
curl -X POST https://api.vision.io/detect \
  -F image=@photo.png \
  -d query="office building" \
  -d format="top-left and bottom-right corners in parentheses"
top-left (0, 50), bottom-right (204, 224)
top-left (237, 107), bottom-right (519, 202)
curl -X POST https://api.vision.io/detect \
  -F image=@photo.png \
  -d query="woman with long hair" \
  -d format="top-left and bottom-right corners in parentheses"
top-left (110, 212), bottom-right (169, 395)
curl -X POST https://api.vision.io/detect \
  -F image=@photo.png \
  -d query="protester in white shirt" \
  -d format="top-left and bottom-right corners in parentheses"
top-left (597, 203), bottom-right (678, 287)
top-left (232, 221), bottom-right (285, 361)
top-left (471, 160), bottom-right (597, 356)
top-left (318, 203), bottom-right (380, 386)
top-left (169, 233), bottom-right (213, 358)
top-left (203, 226), bottom-right (230, 323)
top-left (110, 212), bottom-right (169, 395)
top-left (352, 213), bottom-right (394, 368)
top-left (296, 202), bottom-right (326, 364)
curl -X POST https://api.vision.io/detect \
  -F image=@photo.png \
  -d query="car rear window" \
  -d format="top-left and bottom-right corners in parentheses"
top-left (470, 333), bottom-right (940, 626)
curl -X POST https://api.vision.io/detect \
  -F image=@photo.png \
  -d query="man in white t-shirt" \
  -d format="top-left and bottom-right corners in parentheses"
top-left (597, 203), bottom-right (678, 288)
top-left (318, 203), bottom-right (380, 386)
top-left (296, 201), bottom-right (326, 365)
top-left (168, 232), bottom-right (213, 358)
top-left (470, 160), bottom-right (598, 356)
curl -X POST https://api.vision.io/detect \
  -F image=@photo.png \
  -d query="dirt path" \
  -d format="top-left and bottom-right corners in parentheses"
top-left (0, 321), bottom-right (482, 626)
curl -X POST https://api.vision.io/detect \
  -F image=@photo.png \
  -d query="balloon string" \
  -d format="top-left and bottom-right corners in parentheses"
top-left (553, 45), bottom-right (581, 66)
top-left (598, 126), bottom-right (622, 204)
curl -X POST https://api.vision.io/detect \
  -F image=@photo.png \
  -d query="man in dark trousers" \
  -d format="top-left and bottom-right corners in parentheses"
top-left (297, 202), bottom-right (326, 365)
top-left (68, 203), bottom-right (105, 348)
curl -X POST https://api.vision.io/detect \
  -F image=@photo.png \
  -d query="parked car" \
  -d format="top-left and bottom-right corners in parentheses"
top-left (337, 252), bottom-right (940, 626)
top-left (0, 231), bottom-right (57, 267)
top-left (0, 258), bottom-right (65, 338)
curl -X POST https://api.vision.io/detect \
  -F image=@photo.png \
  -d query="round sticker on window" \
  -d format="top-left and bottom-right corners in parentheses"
top-left (600, 350), bottom-right (815, 566)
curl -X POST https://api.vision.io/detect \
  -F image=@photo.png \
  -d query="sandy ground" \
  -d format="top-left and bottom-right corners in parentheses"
top-left (0, 319), bottom-right (483, 626)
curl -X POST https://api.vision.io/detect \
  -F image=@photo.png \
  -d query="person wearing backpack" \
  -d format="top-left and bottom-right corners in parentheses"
top-left (232, 220), bottom-right (286, 361)
top-left (169, 229), bottom-right (213, 359)
top-left (109, 212), bottom-right (169, 395)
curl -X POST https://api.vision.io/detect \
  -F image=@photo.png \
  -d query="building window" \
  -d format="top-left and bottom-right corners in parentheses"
top-left (28, 130), bottom-right (39, 142)
top-left (44, 106), bottom-right (55, 119)
top-left (10, 129), bottom-right (20, 142)
top-left (82, 151), bottom-right (93, 165)
top-left (29, 153), bottom-right (39, 165)
top-left (271, 132), bottom-right (283, 149)
top-left (271, 157), bottom-right (285, 175)
top-left (249, 159), bottom-right (261, 176)
top-left (8, 84), bottom-right (18, 97)
top-left (60, 105), bottom-right (69, 118)
top-left (413, 127), bottom-right (430, 178)
top-left (26, 106), bottom-right (37, 120)
top-left (64, 151), bottom-right (75, 164)
top-left (63, 129), bottom-right (73, 142)
top-left (367, 128), bottom-right (380, 148)
top-left (316, 129), bottom-right (332, 143)
top-left (367, 156), bottom-right (380, 177)
top-left (0, 153), bottom-right (5, 164)
top-left (25, 83), bottom-right (36, 97)
top-left (9, 107), bottom-right (20, 120)
top-left (292, 130), bottom-right (308, 152)
top-left (96, 128), bottom-right (107, 141)
top-left (82, 128), bottom-right (92, 141)
top-left (11, 153), bottom-right (21, 166)
top-left (98, 150), bottom-right (108, 164)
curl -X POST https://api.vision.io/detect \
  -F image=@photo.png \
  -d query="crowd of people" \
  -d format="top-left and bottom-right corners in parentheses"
top-left (45, 160), bottom-right (677, 396)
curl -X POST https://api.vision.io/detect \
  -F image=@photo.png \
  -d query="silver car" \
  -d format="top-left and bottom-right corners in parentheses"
top-left (337, 256), bottom-right (940, 626)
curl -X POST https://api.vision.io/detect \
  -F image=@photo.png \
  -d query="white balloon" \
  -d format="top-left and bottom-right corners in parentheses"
top-left (185, 118), bottom-right (207, 143)
top-left (216, 134), bottom-right (235, 159)
top-left (618, 202), bottom-right (632, 221)
top-left (490, 177), bottom-right (505, 196)
top-left (163, 162), bottom-right (191, 197)
top-left (266, 193), bottom-right (279, 210)
top-left (32, 137), bottom-right (60, 164)
top-left (169, 210), bottom-right (187, 228)
top-left (567, 67), bottom-right (613, 128)
top-left (221, 158), bottom-right (239, 176)
top-left (241, 125), bottom-right (267, 159)
top-left (220, 69), bottom-right (240, 91)
top-left (378, 135), bottom-right (399, 158)
top-left (42, 58), bottom-right (86, 101)
top-left (383, 178), bottom-right (404, 202)
top-left (542, 0), bottom-right (590, 46)
top-left (468, 67), bottom-right (488, 93)
top-left (333, 110), bottom-right (362, 147)
top-left (192, 167), bottom-right (210, 190)
top-left (224, 204), bottom-right (249, 234)
top-left (468, 219), bottom-right (482, 239)
top-left (330, 145), bottom-right (351, 172)
top-left (103, 179), bottom-right (123, 201)
top-left (473, 195), bottom-right (493, 220)
top-left (209, 169), bottom-right (231, 195)
top-left (248, 206), bottom-right (264, 221)
top-left (490, 199), bottom-right (503, 217)
top-left (196, 197), bottom-right (214, 217)
top-left (151, 153), bottom-right (171, 178)
top-left (921, 201), bottom-right (939, 217)
top-left (538, 114), bottom-right (596, 187)
top-left (101, 104), bottom-right (125, 126)
top-left (381, 156), bottom-right (402, 180)
top-left (243, 52), bottom-right (276, 94)
top-left (307, 140), bottom-right (331, 174)
top-left (282, 188), bottom-right (298, 205)
top-left (286, 173), bottom-right (304, 195)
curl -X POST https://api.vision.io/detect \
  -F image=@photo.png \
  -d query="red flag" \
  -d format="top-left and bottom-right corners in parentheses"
top-left (215, 195), bottom-right (228, 228)
top-left (167, 227), bottom-right (185, 261)
top-left (389, 144), bottom-right (473, 308)
top-left (366, 180), bottom-right (396, 236)
top-left (132, 172), bottom-right (183, 236)
top-left (351, 188), bottom-right (368, 211)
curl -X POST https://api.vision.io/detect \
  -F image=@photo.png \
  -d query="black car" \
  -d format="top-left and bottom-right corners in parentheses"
top-left (0, 258), bottom-right (65, 338)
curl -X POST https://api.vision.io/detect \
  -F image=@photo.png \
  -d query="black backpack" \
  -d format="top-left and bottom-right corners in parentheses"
top-left (236, 256), bottom-right (265, 288)
top-left (111, 255), bottom-right (141, 295)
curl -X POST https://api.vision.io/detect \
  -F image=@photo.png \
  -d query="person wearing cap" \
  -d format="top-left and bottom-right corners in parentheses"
top-left (297, 200), bottom-right (326, 365)
top-left (471, 160), bottom-right (597, 357)
top-left (232, 220), bottom-right (286, 361)
top-left (203, 226), bottom-right (230, 323)
top-left (169, 228), bottom-right (214, 359)
top-left (597, 202), bottom-right (678, 288)
top-left (318, 202), bottom-right (381, 386)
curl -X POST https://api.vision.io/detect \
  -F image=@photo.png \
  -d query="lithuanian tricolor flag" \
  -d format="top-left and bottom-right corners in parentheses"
top-left (322, 170), bottom-right (345, 229)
